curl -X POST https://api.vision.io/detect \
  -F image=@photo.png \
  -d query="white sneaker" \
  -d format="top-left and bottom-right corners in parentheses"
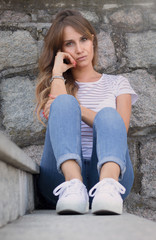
top-left (89, 178), bottom-right (126, 215)
top-left (53, 179), bottom-right (89, 214)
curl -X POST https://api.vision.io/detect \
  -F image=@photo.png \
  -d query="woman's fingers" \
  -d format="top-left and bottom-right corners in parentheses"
top-left (43, 99), bottom-right (55, 119)
top-left (62, 53), bottom-right (77, 71)
top-left (63, 52), bottom-right (76, 66)
top-left (49, 94), bottom-right (56, 99)
top-left (53, 51), bottom-right (76, 74)
top-left (43, 95), bottom-right (56, 120)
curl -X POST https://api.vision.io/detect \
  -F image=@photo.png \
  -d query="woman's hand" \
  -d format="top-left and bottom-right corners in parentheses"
top-left (52, 51), bottom-right (76, 76)
top-left (43, 95), bottom-right (56, 119)
top-left (44, 51), bottom-right (76, 120)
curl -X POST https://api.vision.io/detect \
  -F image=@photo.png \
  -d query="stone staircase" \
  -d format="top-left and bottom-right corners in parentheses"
top-left (0, 132), bottom-right (155, 240)
top-left (0, 132), bottom-right (39, 228)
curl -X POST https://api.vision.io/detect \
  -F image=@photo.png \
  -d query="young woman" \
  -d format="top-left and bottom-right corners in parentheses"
top-left (35, 9), bottom-right (138, 215)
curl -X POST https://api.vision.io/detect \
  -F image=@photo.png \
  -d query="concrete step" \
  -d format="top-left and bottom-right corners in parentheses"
top-left (0, 132), bottom-right (39, 228)
top-left (0, 210), bottom-right (156, 240)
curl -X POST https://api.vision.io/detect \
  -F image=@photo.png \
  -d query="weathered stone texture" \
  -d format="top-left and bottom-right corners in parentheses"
top-left (126, 31), bottom-right (156, 68)
top-left (0, 10), bottom-right (32, 23)
top-left (97, 31), bottom-right (117, 71)
top-left (123, 70), bottom-right (156, 129)
top-left (23, 145), bottom-right (44, 165)
top-left (124, 192), bottom-right (156, 221)
top-left (148, 12), bottom-right (156, 29)
top-left (125, 135), bottom-right (156, 220)
top-left (0, 76), bottom-right (45, 146)
top-left (0, 131), bottom-right (39, 227)
top-left (127, 138), bottom-right (142, 194)
top-left (0, 160), bottom-right (34, 227)
top-left (80, 11), bottom-right (99, 23)
top-left (0, 30), bottom-right (38, 71)
top-left (37, 10), bottom-right (53, 22)
top-left (109, 8), bottom-right (144, 32)
top-left (140, 137), bottom-right (156, 201)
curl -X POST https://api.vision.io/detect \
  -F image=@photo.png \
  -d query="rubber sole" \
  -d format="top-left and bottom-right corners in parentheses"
top-left (56, 202), bottom-right (89, 215)
top-left (92, 209), bottom-right (121, 215)
top-left (91, 200), bottom-right (123, 215)
top-left (57, 210), bottom-right (85, 215)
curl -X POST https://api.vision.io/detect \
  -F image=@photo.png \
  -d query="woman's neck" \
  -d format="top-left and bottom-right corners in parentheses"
top-left (72, 65), bottom-right (101, 83)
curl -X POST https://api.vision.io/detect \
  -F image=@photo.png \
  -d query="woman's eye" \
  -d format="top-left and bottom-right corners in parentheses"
top-left (65, 42), bottom-right (73, 47)
top-left (81, 37), bottom-right (88, 41)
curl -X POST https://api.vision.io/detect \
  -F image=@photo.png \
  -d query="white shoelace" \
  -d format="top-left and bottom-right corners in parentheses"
top-left (53, 179), bottom-right (84, 198)
top-left (89, 178), bottom-right (126, 197)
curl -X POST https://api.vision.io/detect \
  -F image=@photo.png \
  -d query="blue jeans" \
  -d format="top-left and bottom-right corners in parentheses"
top-left (38, 94), bottom-right (134, 207)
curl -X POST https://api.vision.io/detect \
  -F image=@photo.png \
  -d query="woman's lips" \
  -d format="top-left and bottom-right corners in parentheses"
top-left (76, 56), bottom-right (87, 61)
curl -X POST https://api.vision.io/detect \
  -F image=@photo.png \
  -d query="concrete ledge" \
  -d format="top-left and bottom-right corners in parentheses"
top-left (0, 132), bottom-right (39, 174)
top-left (0, 210), bottom-right (155, 240)
top-left (0, 132), bottom-right (40, 227)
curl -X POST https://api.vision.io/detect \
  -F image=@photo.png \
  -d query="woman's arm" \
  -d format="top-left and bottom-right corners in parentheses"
top-left (80, 106), bottom-right (97, 127)
top-left (50, 51), bottom-right (76, 95)
top-left (44, 51), bottom-right (76, 118)
top-left (81, 94), bottom-right (132, 131)
top-left (43, 80), bottom-right (66, 119)
top-left (116, 94), bottom-right (131, 133)
top-left (50, 79), bottom-right (67, 95)
top-left (50, 51), bottom-right (76, 96)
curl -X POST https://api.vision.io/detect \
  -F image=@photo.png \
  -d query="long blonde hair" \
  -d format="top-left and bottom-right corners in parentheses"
top-left (35, 9), bottom-right (98, 124)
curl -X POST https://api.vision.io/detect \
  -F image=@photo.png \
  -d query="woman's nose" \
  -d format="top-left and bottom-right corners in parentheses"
top-left (75, 42), bottom-right (83, 53)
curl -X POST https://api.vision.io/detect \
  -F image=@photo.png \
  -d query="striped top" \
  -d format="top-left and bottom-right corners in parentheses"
top-left (76, 73), bottom-right (138, 160)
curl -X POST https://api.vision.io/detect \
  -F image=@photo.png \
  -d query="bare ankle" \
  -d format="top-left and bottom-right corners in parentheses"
top-left (100, 162), bottom-right (120, 182)
top-left (61, 160), bottom-right (83, 182)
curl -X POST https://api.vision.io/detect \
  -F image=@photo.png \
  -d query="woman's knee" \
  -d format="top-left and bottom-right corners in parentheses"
top-left (50, 94), bottom-right (80, 112)
top-left (94, 107), bottom-right (126, 131)
top-left (49, 94), bottom-right (81, 119)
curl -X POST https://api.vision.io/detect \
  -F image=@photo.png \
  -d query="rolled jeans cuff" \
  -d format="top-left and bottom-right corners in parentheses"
top-left (57, 153), bottom-right (82, 175)
top-left (97, 156), bottom-right (126, 181)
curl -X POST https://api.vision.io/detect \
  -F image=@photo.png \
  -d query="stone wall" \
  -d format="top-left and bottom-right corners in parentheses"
top-left (0, 0), bottom-right (156, 220)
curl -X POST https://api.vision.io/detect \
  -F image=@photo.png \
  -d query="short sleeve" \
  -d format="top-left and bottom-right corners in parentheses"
top-left (114, 75), bottom-right (138, 105)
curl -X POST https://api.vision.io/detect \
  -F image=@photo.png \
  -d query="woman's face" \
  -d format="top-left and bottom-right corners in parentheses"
top-left (62, 26), bottom-right (94, 68)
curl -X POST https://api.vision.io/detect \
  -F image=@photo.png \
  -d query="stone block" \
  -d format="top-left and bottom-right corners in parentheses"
top-left (0, 132), bottom-right (39, 227)
top-left (37, 39), bottom-right (44, 57)
top-left (0, 76), bottom-right (46, 147)
top-left (125, 136), bottom-right (156, 220)
top-left (97, 31), bottom-right (117, 71)
top-left (125, 31), bottom-right (156, 68)
top-left (123, 70), bottom-right (156, 130)
top-left (80, 11), bottom-right (99, 23)
top-left (23, 145), bottom-right (44, 166)
top-left (37, 10), bottom-right (53, 22)
top-left (109, 8), bottom-right (144, 32)
top-left (0, 132), bottom-right (39, 173)
top-left (124, 192), bottom-right (156, 222)
top-left (0, 161), bottom-right (35, 227)
top-left (103, 4), bottom-right (119, 10)
top-left (128, 138), bottom-right (142, 194)
top-left (19, 170), bottom-right (34, 216)
top-left (140, 137), bottom-right (156, 201)
top-left (0, 161), bottom-right (18, 227)
top-left (0, 30), bottom-right (38, 71)
top-left (0, 10), bottom-right (32, 23)
top-left (149, 12), bottom-right (156, 29)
